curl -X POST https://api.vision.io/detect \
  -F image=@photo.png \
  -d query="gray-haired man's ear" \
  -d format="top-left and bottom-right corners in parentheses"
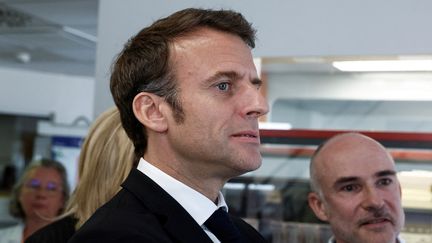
top-left (308, 191), bottom-right (330, 222)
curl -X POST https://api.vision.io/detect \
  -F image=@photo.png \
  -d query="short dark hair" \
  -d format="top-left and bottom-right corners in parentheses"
top-left (9, 158), bottom-right (70, 219)
top-left (110, 8), bottom-right (256, 162)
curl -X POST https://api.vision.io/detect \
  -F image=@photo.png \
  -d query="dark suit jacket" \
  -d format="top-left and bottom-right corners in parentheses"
top-left (25, 216), bottom-right (77, 243)
top-left (68, 169), bottom-right (267, 243)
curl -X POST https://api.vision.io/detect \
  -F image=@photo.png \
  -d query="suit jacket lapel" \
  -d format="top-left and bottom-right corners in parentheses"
top-left (122, 169), bottom-right (213, 243)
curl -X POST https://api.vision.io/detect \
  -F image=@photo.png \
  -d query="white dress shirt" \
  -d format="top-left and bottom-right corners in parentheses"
top-left (328, 235), bottom-right (405, 243)
top-left (137, 158), bottom-right (228, 243)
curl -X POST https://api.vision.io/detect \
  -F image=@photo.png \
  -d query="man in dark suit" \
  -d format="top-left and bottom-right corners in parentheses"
top-left (69, 8), bottom-right (269, 243)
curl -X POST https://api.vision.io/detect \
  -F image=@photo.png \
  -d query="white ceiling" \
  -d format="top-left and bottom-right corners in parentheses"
top-left (1, 1), bottom-right (429, 78)
top-left (0, 0), bottom-right (98, 76)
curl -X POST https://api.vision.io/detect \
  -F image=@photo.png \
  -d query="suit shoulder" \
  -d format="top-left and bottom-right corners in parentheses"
top-left (68, 213), bottom-right (171, 243)
top-left (69, 194), bottom-right (170, 243)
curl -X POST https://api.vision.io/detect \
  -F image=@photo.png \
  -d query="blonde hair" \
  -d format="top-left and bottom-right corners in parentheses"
top-left (64, 107), bottom-right (134, 228)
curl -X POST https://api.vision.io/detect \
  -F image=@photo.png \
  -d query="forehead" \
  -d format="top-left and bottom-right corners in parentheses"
top-left (27, 167), bottom-right (62, 183)
top-left (170, 28), bottom-right (256, 80)
top-left (315, 135), bottom-right (396, 182)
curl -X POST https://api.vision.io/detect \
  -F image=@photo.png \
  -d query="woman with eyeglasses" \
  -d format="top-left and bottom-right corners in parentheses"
top-left (0, 159), bottom-right (69, 243)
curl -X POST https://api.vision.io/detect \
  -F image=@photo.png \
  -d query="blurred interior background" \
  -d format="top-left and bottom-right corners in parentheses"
top-left (1, 1), bottom-right (432, 242)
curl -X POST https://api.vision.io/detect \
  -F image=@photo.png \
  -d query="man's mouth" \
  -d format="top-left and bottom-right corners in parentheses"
top-left (358, 216), bottom-right (392, 228)
top-left (362, 218), bottom-right (387, 225)
top-left (232, 133), bottom-right (257, 138)
top-left (231, 130), bottom-right (259, 138)
top-left (231, 131), bottom-right (260, 144)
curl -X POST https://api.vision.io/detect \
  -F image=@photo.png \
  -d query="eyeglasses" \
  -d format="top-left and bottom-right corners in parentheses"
top-left (24, 178), bottom-right (62, 196)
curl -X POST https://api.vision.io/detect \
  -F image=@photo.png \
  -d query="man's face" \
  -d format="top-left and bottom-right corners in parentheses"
top-left (309, 135), bottom-right (405, 243)
top-left (164, 28), bottom-right (269, 180)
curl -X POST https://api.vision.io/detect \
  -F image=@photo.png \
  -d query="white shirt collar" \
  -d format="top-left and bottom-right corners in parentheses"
top-left (328, 235), bottom-right (405, 243)
top-left (137, 158), bottom-right (228, 226)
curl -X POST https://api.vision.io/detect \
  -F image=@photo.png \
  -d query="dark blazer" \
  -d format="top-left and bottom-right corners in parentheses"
top-left (68, 169), bottom-right (267, 243)
top-left (25, 216), bottom-right (77, 243)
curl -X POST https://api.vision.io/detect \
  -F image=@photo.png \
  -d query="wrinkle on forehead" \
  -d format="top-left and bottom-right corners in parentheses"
top-left (171, 27), bottom-right (230, 52)
top-left (169, 27), bottom-right (256, 83)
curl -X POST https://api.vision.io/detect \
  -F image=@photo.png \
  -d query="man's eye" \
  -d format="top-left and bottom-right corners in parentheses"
top-left (342, 184), bottom-right (357, 192)
top-left (378, 178), bottom-right (392, 186)
top-left (216, 82), bottom-right (230, 91)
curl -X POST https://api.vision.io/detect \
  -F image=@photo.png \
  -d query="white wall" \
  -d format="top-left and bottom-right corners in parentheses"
top-left (94, 0), bottom-right (432, 115)
top-left (268, 72), bottom-right (432, 102)
top-left (0, 67), bottom-right (94, 124)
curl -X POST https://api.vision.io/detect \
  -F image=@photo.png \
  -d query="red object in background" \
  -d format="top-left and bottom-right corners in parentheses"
top-left (260, 129), bottom-right (432, 162)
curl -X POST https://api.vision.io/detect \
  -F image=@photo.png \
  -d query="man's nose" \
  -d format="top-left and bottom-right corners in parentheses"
top-left (361, 187), bottom-right (385, 211)
top-left (243, 84), bottom-right (269, 119)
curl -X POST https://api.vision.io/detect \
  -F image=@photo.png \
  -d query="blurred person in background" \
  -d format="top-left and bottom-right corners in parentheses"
top-left (25, 107), bottom-right (134, 243)
top-left (0, 158), bottom-right (69, 243)
top-left (308, 133), bottom-right (405, 243)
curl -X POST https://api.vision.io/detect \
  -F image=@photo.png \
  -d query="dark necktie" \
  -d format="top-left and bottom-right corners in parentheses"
top-left (204, 207), bottom-right (245, 243)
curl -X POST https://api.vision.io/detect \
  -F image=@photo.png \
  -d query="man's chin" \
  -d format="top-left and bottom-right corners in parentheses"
top-left (357, 229), bottom-right (397, 243)
top-left (242, 158), bottom-right (262, 172)
top-left (229, 162), bottom-right (261, 178)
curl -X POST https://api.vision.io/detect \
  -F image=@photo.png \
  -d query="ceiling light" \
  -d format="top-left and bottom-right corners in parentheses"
top-left (16, 51), bottom-right (31, 63)
top-left (333, 60), bottom-right (432, 72)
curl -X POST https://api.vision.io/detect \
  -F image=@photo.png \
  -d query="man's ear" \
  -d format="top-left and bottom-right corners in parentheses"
top-left (133, 92), bottom-right (168, 132)
top-left (308, 192), bottom-right (329, 222)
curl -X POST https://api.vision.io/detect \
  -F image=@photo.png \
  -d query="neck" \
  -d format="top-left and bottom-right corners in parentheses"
top-left (142, 153), bottom-right (224, 202)
top-left (23, 217), bottom-right (50, 240)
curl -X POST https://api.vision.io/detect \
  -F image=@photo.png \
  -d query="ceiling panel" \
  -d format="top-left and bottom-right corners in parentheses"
top-left (0, 0), bottom-right (98, 76)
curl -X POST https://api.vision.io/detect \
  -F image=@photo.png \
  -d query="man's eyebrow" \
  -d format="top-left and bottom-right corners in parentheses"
top-left (204, 71), bottom-right (241, 84)
top-left (251, 77), bottom-right (263, 86)
top-left (375, 170), bottom-right (396, 177)
top-left (333, 176), bottom-right (359, 189)
top-left (204, 71), bottom-right (262, 86)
